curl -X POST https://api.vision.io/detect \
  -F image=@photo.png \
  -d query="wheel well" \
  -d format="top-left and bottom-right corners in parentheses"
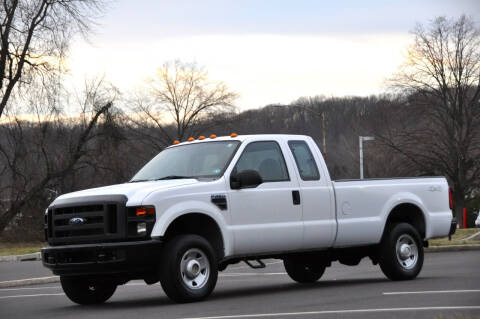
top-left (163, 213), bottom-right (224, 259)
top-left (384, 203), bottom-right (426, 239)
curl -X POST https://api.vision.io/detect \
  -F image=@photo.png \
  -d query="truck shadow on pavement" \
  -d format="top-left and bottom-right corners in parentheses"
top-left (48, 276), bottom-right (432, 312)
top-left (209, 277), bottom-right (392, 302)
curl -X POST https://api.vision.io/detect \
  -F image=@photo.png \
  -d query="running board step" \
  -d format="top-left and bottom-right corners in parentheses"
top-left (244, 259), bottom-right (266, 269)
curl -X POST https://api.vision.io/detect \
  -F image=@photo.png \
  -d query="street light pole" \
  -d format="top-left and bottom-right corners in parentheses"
top-left (322, 111), bottom-right (326, 156)
top-left (359, 136), bottom-right (375, 179)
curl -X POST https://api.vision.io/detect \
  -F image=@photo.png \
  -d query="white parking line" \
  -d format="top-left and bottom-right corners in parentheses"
top-left (181, 306), bottom-right (480, 319)
top-left (0, 286), bottom-right (60, 292)
top-left (0, 293), bottom-right (64, 300)
top-left (220, 273), bottom-right (286, 277)
top-left (383, 289), bottom-right (480, 295)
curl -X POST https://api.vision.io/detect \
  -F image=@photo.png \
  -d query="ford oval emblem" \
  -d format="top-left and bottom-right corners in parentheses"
top-left (69, 217), bottom-right (86, 225)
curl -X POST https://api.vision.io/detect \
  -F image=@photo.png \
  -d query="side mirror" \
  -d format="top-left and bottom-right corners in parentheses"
top-left (230, 170), bottom-right (263, 189)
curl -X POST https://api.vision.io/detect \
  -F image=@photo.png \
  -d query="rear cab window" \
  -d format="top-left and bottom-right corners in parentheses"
top-left (288, 140), bottom-right (320, 181)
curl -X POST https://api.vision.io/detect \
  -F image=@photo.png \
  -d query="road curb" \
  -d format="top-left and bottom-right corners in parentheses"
top-left (0, 252), bottom-right (41, 262)
top-left (0, 276), bottom-right (59, 288)
top-left (425, 244), bottom-right (480, 253)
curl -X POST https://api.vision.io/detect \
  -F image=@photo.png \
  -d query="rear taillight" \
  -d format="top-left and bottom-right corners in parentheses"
top-left (448, 188), bottom-right (453, 210)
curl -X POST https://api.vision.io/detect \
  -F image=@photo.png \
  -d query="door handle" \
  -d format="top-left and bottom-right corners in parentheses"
top-left (292, 190), bottom-right (301, 205)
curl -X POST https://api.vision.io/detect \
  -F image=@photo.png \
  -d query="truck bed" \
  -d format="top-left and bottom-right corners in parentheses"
top-left (334, 176), bottom-right (445, 182)
top-left (332, 176), bottom-right (452, 248)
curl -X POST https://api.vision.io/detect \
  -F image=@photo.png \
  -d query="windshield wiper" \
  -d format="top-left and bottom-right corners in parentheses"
top-left (154, 175), bottom-right (195, 180)
top-left (129, 179), bottom-right (151, 183)
top-left (129, 175), bottom-right (195, 183)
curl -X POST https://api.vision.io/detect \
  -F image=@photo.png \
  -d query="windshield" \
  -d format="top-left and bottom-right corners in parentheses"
top-left (130, 141), bottom-right (240, 182)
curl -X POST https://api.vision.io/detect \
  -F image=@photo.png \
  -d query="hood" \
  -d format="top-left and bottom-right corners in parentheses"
top-left (52, 179), bottom-right (199, 206)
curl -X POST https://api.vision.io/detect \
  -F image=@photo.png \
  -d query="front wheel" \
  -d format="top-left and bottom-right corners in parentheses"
top-left (60, 276), bottom-right (117, 305)
top-left (283, 258), bottom-right (326, 283)
top-left (379, 223), bottom-right (424, 281)
top-left (159, 234), bottom-right (218, 303)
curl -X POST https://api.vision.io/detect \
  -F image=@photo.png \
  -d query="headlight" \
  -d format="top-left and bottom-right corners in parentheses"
top-left (135, 206), bottom-right (155, 216)
top-left (127, 206), bottom-right (156, 239)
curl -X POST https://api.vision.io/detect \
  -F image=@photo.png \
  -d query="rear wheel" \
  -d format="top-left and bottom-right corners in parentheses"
top-left (60, 276), bottom-right (117, 305)
top-left (379, 223), bottom-right (424, 281)
top-left (283, 258), bottom-right (326, 283)
top-left (159, 234), bottom-right (218, 303)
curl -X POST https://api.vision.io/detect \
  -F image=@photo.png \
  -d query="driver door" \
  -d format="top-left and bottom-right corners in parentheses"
top-left (226, 140), bottom-right (303, 255)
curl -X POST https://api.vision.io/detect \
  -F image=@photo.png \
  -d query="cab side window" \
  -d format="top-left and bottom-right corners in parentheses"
top-left (288, 141), bottom-right (320, 181)
top-left (234, 141), bottom-right (289, 182)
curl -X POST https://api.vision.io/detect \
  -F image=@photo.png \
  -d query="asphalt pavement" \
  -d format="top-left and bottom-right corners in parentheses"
top-left (0, 251), bottom-right (479, 319)
top-left (0, 260), bottom-right (50, 282)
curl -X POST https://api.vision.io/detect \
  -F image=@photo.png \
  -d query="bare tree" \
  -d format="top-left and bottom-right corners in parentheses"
top-left (0, 77), bottom-right (116, 234)
top-left (0, 0), bottom-right (105, 118)
top-left (380, 15), bottom-right (480, 226)
top-left (131, 61), bottom-right (238, 147)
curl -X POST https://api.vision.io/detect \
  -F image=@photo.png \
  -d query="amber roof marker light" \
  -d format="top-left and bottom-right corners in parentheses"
top-left (230, 133), bottom-right (238, 137)
top-left (198, 135), bottom-right (205, 140)
top-left (187, 137), bottom-right (194, 142)
top-left (173, 140), bottom-right (180, 145)
top-left (210, 134), bottom-right (217, 139)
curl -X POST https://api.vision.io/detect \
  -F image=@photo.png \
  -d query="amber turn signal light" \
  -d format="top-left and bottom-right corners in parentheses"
top-left (136, 206), bottom-right (155, 217)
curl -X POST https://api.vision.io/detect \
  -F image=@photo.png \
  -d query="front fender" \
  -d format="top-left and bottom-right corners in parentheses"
top-left (151, 200), bottom-right (233, 256)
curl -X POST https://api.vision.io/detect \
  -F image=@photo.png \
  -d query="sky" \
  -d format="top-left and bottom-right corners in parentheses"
top-left (67, 0), bottom-right (480, 110)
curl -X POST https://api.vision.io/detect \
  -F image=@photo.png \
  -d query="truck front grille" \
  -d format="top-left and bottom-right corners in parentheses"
top-left (45, 195), bottom-right (127, 245)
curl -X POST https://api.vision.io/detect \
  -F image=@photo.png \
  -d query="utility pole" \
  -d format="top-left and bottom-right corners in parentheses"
top-left (359, 136), bottom-right (375, 179)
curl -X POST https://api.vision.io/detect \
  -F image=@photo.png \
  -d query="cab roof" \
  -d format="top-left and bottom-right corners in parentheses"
top-left (170, 134), bottom-right (311, 147)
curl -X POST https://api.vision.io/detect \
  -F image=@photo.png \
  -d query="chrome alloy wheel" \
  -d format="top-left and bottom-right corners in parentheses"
top-left (180, 248), bottom-right (210, 290)
top-left (395, 234), bottom-right (418, 269)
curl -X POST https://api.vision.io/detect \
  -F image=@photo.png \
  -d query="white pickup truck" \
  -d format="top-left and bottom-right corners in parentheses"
top-left (42, 134), bottom-right (456, 304)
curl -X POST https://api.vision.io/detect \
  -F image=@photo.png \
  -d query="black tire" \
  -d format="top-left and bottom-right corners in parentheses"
top-left (283, 258), bottom-right (326, 283)
top-left (379, 222), bottom-right (424, 281)
top-left (159, 234), bottom-right (218, 303)
top-left (60, 276), bottom-right (117, 305)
